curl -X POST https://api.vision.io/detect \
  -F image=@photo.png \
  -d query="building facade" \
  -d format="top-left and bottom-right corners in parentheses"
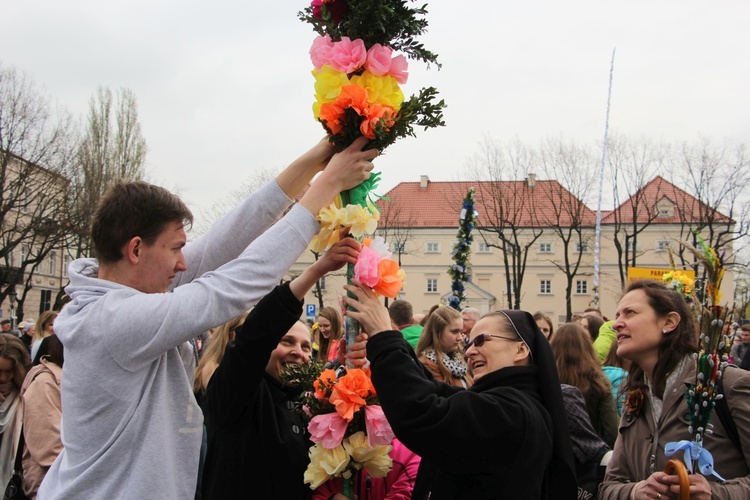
top-left (288, 174), bottom-right (736, 330)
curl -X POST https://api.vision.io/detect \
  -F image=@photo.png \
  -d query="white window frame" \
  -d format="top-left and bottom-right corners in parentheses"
top-left (576, 280), bottom-right (588, 295)
top-left (63, 254), bottom-right (72, 277)
top-left (477, 242), bottom-right (492, 253)
top-left (538, 242), bottom-right (553, 254)
top-left (392, 241), bottom-right (406, 253)
top-left (48, 251), bottom-right (57, 275)
top-left (425, 242), bottom-right (440, 254)
top-left (427, 278), bottom-right (438, 293)
top-left (540, 280), bottom-right (552, 295)
top-left (576, 242), bottom-right (589, 254)
top-left (656, 240), bottom-right (671, 253)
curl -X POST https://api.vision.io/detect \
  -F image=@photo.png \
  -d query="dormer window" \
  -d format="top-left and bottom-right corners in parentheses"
top-left (655, 198), bottom-right (674, 218)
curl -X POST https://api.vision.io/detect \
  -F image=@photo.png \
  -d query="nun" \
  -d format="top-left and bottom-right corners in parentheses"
top-left (345, 283), bottom-right (577, 499)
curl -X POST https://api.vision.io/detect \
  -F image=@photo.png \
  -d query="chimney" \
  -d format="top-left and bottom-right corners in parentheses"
top-left (527, 173), bottom-right (536, 189)
top-left (419, 175), bottom-right (430, 189)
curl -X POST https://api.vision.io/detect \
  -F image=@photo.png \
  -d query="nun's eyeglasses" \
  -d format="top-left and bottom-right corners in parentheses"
top-left (464, 333), bottom-right (520, 353)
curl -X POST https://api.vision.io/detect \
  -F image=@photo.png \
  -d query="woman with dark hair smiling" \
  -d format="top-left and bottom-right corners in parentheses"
top-left (344, 283), bottom-right (577, 499)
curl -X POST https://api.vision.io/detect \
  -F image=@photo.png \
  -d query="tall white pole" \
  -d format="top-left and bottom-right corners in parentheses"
top-left (594, 48), bottom-right (616, 309)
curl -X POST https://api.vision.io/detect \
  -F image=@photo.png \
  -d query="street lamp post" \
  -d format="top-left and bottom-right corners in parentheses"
top-left (8, 287), bottom-right (17, 331)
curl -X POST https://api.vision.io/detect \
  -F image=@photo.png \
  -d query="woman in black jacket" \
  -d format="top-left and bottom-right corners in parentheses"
top-left (201, 238), bottom-right (368, 499)
top-left (345, 284), bottom-right (578, 499)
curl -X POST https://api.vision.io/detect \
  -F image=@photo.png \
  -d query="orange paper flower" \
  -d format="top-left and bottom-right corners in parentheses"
top-left (314, 369), bottom-right (339, 399)
top-left (330, 369), bottom-right (375, 421)
top-left (373, 259), bottom-right (405, 299)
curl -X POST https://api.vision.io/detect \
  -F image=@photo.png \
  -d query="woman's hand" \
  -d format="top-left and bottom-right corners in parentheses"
top-left (342, 282), bottom-right (392, 338)
top-left (312, 234), bottom-right (360, 276)
top-left (336, 332), bottom-right (369, 368)
top-left (632, 471), bottom-right (712, 500)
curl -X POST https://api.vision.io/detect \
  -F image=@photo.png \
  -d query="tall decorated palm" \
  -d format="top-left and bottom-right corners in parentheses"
top-left (447, 187), bottom-right (477, 310)
top-left (661, 232), bottom-right (733, 498)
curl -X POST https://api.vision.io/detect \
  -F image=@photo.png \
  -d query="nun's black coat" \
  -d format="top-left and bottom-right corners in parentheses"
top-left (367, 312), bottom-right (577, 500)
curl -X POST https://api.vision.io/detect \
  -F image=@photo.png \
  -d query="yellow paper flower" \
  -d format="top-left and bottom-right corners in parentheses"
top-left (343, 431), bottom-right (393, 478)
top-left (362, 445), bottom-right (393, 479)
top-left (312, 66), bottom-right (350, 119)
top-left (350, 71), bottom-right (404, 110)
top-left (309, 226), bottom-right (342, 253)
top-left (304, 442), bottom-right (351, 489)
top-left (343, 203), bottom-right (379, 237)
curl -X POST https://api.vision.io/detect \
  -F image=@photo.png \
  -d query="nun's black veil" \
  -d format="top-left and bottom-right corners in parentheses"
top-left (499, 309), bottom-right (578, 497)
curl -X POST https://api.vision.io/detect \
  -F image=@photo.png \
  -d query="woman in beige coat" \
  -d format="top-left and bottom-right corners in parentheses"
top-left (20, 334), bottom-right (64, 498)
top-left (599, 280), bottom-right (750, 500)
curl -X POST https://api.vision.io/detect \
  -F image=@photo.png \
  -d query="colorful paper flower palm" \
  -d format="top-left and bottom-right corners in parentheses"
top-left (283, 364), bottom-right (396, 490)
top-left (300, 0), bottom-right (445, 152)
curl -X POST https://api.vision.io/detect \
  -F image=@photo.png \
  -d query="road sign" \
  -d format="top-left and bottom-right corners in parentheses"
top-left (306, 304), bottom-right (317, 317)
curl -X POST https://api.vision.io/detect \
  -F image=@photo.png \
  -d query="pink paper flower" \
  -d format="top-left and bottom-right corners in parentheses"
top-left (365, 405), bottom-right (395, 447)
top-left (309, 412), bottom-right (349, 449)
top-left (389, 55), bottom-right (409, 84)
top-left (310, 35), bottom-right (335, 69)
top-left (328, 37), bottom-right (367, 74)
top-left (353, 245), bottom-right (382, 287)
top-left (364, 44), bottom-right (393, 76)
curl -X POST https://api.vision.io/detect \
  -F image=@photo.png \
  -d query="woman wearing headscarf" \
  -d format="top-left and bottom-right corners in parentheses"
top-left (345, 283), bottom-right (577, 499)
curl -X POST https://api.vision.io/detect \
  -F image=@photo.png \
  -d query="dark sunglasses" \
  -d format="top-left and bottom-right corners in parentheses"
top-left (464, 333), bottom-right (520, 353)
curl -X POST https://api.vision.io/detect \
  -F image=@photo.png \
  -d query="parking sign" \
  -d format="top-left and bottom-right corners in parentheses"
top-left (306, 304), bottom-right (316, 317)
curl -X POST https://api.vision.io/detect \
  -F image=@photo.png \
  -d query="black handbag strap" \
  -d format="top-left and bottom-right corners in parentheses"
top-left (12, 426), bottom-right (24, 473)
top-left (716, 370), bottom-right (742, 455)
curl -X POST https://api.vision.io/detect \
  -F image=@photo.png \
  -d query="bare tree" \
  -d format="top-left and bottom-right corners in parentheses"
top-left (0, 64), bottom-right (77, 321)
top-left (468, 138), bottom-right (544, 309)
top-left (376, 196), bottom-right (418, 267)
top-left (669, 139), bottom-right (750, 283)
top-left (193, 167), bottom-right (279, 236)
top-left (67, 86), bottom-right (147, 259)
top-left (538, 137), bottom-right (598, 321)
top-left (605, 135), bottom-right (671, 288)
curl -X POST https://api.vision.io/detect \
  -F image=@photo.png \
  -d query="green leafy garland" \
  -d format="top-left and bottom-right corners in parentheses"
top-left (447, 187), bottom-right (476, 310)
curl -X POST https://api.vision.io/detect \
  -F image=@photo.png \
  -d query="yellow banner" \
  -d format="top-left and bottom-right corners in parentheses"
top-left (627, 267), bottom-right (696, 283)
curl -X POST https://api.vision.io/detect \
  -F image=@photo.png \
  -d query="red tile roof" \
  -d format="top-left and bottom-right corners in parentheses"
top-left (376, 178), bottom-right (599, 228)
top-left (601, 175), bottom-right (732, 224)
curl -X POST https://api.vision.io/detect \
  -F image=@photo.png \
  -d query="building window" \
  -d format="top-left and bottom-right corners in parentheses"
top-left (425, 242), bottom-right (440, 253)
top-left (540, 280), bottom-right (551, 295)
top-left (576, 280), bottom-right (588, 294)
top-left (538, 242), bottom-right (552, 254)
top-left (427, 278), bottom-right (438, 293)
top-left (477, 242), bottom-right (491, 253)
top-left (627, 240), bottom-right (635, 252)
top-left (392, 241), bottom-right (406, 253)
top-left (317, 276), bottom-right (326, 291)
top-left (20, 245), bottom-right (29, 263)
top-left (49, 251), bottom-right (57, 275)
top-left (39, 290), bottom-right (52, 314)
top-left (63, 255), bottom-right (72, 277)
top-left (576, 242), bottom-right (589, 253)
top-left (656, 241), bottom-right (671, 252)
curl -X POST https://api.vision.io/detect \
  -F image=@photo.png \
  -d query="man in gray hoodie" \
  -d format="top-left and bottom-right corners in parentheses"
top-left (38, 137), bottom-right (377, 499)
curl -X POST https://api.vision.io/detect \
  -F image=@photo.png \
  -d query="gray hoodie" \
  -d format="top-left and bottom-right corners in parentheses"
top-left (38, 181), bottom-right (318, 499)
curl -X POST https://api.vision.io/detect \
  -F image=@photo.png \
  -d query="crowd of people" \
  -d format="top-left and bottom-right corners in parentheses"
top-left (1, 135), bottom-right (749, 499)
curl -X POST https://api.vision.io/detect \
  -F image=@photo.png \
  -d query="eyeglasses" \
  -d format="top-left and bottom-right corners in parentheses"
top-left (464, 333), bottom-right (520, 353)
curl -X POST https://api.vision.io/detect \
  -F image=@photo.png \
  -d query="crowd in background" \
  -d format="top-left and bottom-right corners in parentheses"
top-left (1, 138), bottom-right (749, 498)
